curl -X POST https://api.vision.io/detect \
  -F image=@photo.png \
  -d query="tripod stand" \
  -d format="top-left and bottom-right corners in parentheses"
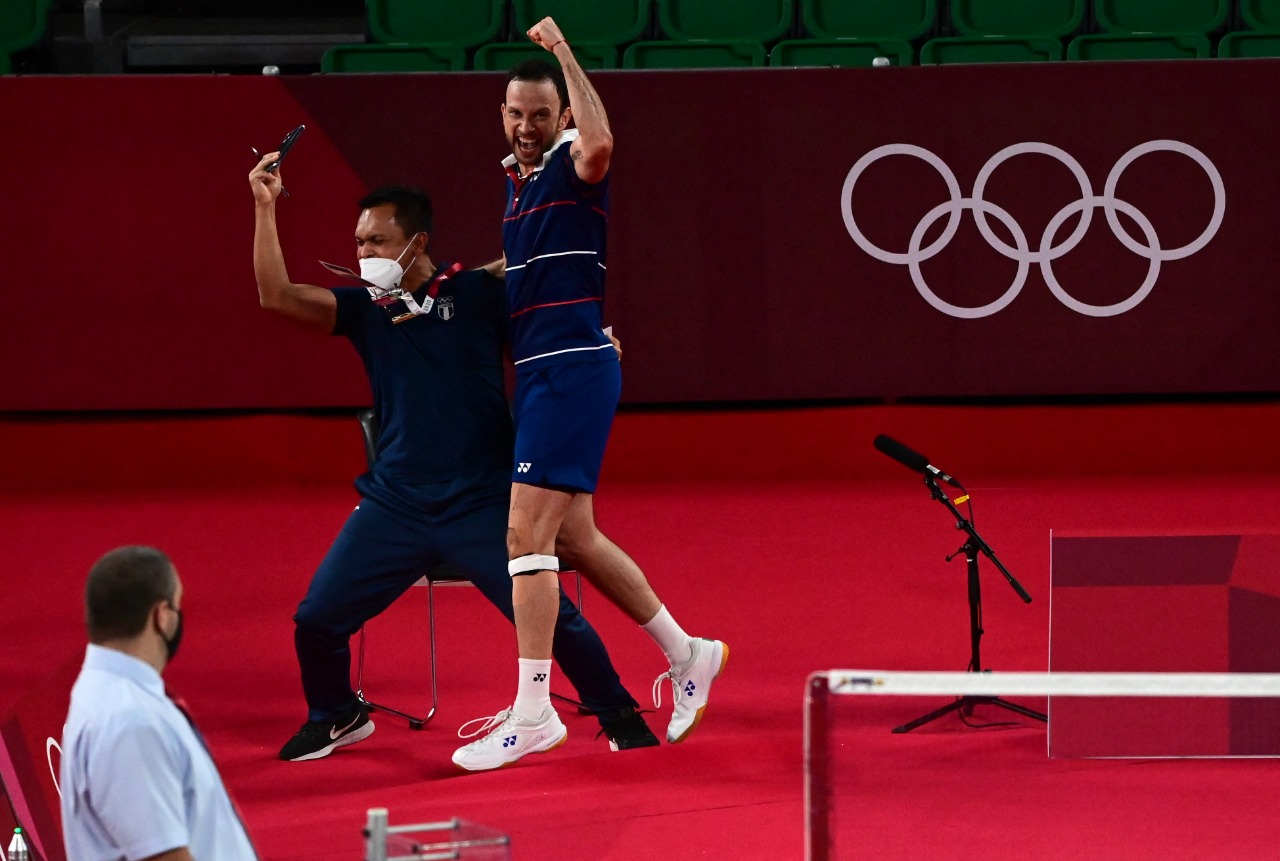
top-left (892, 474), bottom-right (1047, 734)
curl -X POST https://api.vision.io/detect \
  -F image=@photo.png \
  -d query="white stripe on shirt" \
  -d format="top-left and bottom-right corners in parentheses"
top-left (514, 342), bottom-right (616, 365)
top-left (506, 250), bottom-right (599, 271)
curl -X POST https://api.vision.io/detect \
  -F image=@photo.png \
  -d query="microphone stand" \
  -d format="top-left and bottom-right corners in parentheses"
top-left (892, 474), bottom-right (1047, 733)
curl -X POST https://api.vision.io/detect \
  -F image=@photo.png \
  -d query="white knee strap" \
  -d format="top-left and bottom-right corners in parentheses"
top-left (508, 553), bottom-right (559, 578)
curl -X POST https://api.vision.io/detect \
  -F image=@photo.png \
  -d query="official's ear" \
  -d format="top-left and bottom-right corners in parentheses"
top-left (150, 600), bottom-right (169, 637)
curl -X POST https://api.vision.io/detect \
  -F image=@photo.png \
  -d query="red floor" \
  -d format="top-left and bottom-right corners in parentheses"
top-left (4, 404), bottom-right (1280, 859)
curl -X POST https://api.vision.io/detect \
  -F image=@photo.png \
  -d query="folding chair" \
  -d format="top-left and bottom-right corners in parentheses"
top-left (351, 410), bottom-right (585, 729)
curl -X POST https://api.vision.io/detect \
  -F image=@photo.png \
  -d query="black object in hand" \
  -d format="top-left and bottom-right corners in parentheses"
top-left (265, 124), bottom-right (305, 172)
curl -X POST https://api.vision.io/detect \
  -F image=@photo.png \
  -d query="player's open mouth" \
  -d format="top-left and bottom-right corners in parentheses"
top-left (517, 137), bottom-right (539, 155)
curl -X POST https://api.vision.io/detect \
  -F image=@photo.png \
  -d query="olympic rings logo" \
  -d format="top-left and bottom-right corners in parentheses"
top-left (840, 141), bottom-right (1225, 318)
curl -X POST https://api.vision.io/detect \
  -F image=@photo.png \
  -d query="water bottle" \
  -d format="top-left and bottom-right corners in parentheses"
top-left (7, 827), bottom-right (30, 861)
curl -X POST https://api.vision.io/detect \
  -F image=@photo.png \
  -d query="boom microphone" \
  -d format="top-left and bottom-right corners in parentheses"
top-left (873, 434), bottom-right (964, 488)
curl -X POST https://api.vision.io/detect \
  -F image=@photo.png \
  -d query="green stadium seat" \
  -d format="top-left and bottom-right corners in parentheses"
top-left (473, 41), bottom-right (617, 71)
top-left (1241, 0), bottom-right (1280, 29)
top-left (1216, 30), bottom-right (1280, 57)
top-left (1068, 33), bottom-right (1212, 60)
top-left (656, 0), bottom-right (794, 43)
top-left (769, 38), bottom-right (912, 67)
top-left (623, 40), bottom-right (767, 68)
top-left (950, 0), bottom-right (1084, 39)
top-left (921, 36), bottom-right (1061, 64)
top-left (366, 0), bottom-right (506, 48)
top-left (511, 0), bottom-right (649, 47)
top-left (1093, 0), bottom-right (1228, 35)
top-left (0, 0), bottom-right (51, 54)
top-left (801, 0), bottom-right (936, 40)
top-left (322, 43), bottom-right (466, 72)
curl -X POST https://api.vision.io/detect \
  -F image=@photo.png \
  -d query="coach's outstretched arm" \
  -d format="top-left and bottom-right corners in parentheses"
top-left (527, 17), bottom-right (613, 184)
top-left (250, 152), bottom-right (337, 332)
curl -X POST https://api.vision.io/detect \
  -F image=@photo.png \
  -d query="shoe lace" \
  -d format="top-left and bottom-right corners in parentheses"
top-left (652, 670), bottom-right (677, 710)
top-left (652, 643), bottom-right (698, 709)
top-left (294, 720), bottom-right (330, 738)
top-left (457, 709), bottom-right (513, 740)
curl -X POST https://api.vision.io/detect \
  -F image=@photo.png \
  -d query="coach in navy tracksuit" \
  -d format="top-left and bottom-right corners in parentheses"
top-left (247, 151), bottom-right (656, 762)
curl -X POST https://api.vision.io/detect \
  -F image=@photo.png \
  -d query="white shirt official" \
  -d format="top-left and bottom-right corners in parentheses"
top-left (60, 644), bottom-right (256, 861)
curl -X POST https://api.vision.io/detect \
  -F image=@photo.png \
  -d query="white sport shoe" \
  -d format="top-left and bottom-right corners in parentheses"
top-left (653, 638), bottom-right (729, 744)
top-left (451, 705), bottom-right (568, 772)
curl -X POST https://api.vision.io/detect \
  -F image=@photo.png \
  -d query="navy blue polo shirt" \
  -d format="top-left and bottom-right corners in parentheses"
top-left (502, 130), bottom-right (616, 371)
top-left (332, 266), bottom-right (513, 486)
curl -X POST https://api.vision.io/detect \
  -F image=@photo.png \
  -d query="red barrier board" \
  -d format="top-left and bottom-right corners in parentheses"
top-left (1049, 534), bottom-right (1280, 757)
top-left (1, 62), bottom-right (1278, 410)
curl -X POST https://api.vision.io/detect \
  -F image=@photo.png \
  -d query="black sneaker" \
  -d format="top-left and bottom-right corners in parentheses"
top-left (596, 706), bottom-right (660, 751)
top-left (278, 706), bottom-right (374, 761)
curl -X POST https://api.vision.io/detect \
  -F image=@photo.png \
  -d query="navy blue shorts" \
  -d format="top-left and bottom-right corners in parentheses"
top-left (512, 360), bottom-right (621, 493)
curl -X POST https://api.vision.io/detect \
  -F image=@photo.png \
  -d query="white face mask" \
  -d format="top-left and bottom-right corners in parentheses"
top-left (358, 236), bottom-right (420, 298)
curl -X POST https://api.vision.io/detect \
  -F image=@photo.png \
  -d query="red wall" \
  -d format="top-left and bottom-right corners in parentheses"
top-left (2, 62), bottom-right (1278, 410)
top-left (5, 401), bottom-right (1279, 493)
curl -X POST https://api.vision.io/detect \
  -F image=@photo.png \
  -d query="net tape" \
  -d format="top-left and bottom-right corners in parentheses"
top-left (823, 671), bottom-right (1280, 698)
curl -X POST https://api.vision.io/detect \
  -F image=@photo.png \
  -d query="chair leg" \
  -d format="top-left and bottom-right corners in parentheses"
top-left (355, 590), bottom-right (436, 730)
top-left (551, 571), bottom-right (592, 716)
top-left (357, 574), bottom-right (588, 726)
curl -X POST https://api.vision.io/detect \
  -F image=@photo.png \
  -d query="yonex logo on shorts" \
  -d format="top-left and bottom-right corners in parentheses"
top-left (517, 462), bottom-right (531, 473)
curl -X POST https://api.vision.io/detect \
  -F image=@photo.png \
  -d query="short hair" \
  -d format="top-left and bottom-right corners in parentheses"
top-left (506, 59), bottom-right (570, 115)
top-left (357, 186), bottom-right (434, 238)
top-left (85, 546), bottom-right (177, 643)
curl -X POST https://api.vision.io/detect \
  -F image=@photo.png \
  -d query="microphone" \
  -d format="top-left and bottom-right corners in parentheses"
top-left (873, 434), bottom-right (964, 488)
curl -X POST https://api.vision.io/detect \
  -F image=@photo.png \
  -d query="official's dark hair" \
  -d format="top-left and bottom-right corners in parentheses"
top-left (85, 546), bottom-right (177, 643)
top-left (358, 186), bottom-right (434, 238)
top-left (506, 59), bottom-right (570, 114)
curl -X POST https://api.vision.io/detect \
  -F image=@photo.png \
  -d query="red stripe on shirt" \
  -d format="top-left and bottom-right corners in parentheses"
top-left (505, 200), bottom-right (577, 222)
top-left (509, 296), bottom-right (603, 318)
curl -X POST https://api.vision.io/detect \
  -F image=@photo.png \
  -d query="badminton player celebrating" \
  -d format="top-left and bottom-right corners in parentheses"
top-left (452, 18), bottom-right (728, 772)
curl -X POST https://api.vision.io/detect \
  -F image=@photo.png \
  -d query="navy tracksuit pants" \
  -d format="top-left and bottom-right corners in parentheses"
top-left (293, 470), bottom-right (637, 723)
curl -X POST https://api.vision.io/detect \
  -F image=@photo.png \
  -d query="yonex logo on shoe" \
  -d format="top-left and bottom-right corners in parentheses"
top-left (533, 672), bottom-right (547, 682)
top-left (517, 462), bottom-right (531, 473)
top-left (502, 735), bottom-right (516, 747)
top-left (684, 681), bottom-right (696, 697)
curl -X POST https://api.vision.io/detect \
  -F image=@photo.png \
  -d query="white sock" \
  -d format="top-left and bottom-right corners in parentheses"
top-left (513, 658), bottom-right (552, 720)
top-left (642, 605), bottom-right (694, 666)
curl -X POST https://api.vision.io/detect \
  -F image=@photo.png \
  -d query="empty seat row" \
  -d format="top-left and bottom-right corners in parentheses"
top-left (6, 0), bottom-right (1280, 75)
top-left (364, 0), bottom-right (789, 47)
top-left (324, 40), bottom-right (765, 71)
top-left (360, 0), bottom-right (1258, 48)
top-left (324, 30), bottom-right (1280, 72)
top-left (317, 1), bottom-right (1280, 74)
top-left (919, 29), bottom-right (1280, 63)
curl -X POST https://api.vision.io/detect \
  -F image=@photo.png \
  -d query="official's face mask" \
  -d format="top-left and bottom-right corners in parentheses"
top-left (163, 604), bottom-right (184, 662)
top-left (359, 236), bottom-right (420, 298)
